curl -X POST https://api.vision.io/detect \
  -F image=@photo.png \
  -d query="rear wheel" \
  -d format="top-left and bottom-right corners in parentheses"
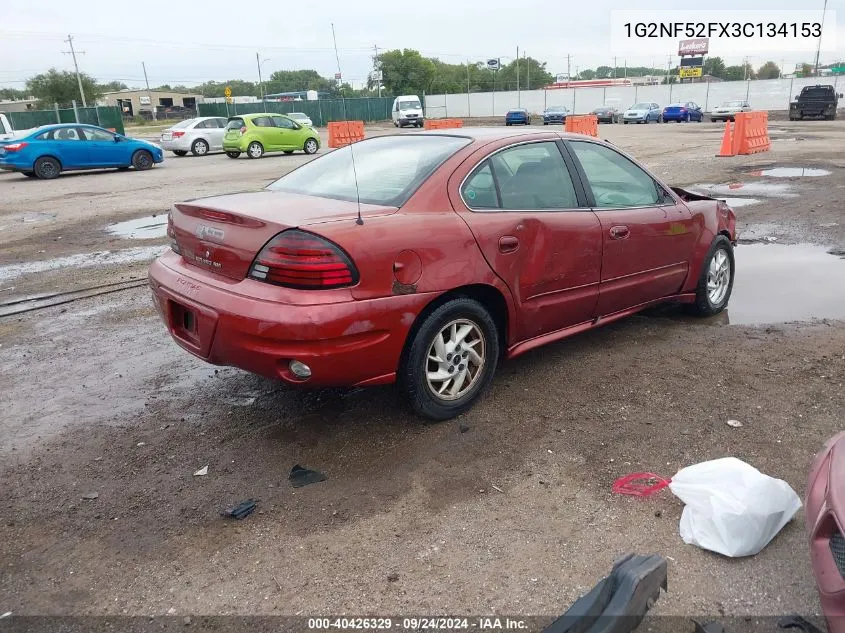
top-left (23, 171), bottom-right (36, 178)
top-left (34, 156), bottom-right (61, 180)
top-left (226, 151), bottom-right (240, 159)
top-left (132, 150), bottom-right (154, 171)
top-left (303, 138), bottom-right (318, 154)
top-left (172, 150), bottom-right (188, 157)
top-left (191, 139), bottom-right (209, 156)
top-left (690, 236), bottom-right (734, 317)
top-left (283, 150), bottom-right (294, 155)
top-left (398, 298), bottom-right (499, 421)
top-left (247, 141), bottom-right (264, 159)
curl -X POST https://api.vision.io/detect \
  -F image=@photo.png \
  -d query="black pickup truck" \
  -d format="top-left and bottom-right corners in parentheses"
top-left (789, 84), bottom-right (843, 120)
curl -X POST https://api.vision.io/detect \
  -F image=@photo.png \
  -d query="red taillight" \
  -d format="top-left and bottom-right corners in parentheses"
top-left (172, 131), bottom-right (185, 138)
top-left (239, 126), bottom-right (247, 135)
top-left (166, 210), bottom-right (181, 254)
top-left (3, 142), bottom-right (27, 152)
top-left (249, 229), bottom-right (358, 289)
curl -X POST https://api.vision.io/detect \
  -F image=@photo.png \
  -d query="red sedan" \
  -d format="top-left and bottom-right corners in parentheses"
top-left (149, 129), bottom-right (737, 420)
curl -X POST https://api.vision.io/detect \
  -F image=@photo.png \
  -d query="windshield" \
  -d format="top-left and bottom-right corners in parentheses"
top-left (267, 135), bottom-right (471, 206)
top-left (289, 112), bottom-right (307, 118)
top-left (399, 100), bottom-right (421, 110)
top-left (546, 106), bottom-right (566, 112)
top-left (724, 101), bottom-right (744, 107)
top-left (630, 103), bottom-right (650, 110)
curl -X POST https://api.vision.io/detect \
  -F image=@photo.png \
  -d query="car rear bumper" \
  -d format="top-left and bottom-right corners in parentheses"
top-left (0, 156), bottom-right (30, 171)
top-left (148, 252), bottom-right (436, 387)
top-left (160, 138), bottom-right (191, 151)
top-left (806, 431), bottom-right (845, 633)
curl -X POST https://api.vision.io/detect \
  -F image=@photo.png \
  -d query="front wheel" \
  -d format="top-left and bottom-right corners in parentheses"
top-left (690, 236), bottom-right (735, 317)
top-left (398, 298), bottom-right (500, 421)
top-left (226, 151), bottom-right (240, 159)
top-left (132, 150), bottom-right (154, 171)
top-left (303, 138), bottom-right (319, 154)
top-left (247, 141), bottom-right (264, 159)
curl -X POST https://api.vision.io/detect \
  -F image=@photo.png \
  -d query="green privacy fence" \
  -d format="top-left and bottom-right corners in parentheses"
top-left (197, 97), bottom-right (393, 127)
top-left (2, 106), bottom-right (125, 135)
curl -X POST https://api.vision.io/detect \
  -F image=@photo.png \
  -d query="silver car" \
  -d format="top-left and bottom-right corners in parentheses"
top-left (159, 117), bottom-right (228, 156)
top-left (287, 112), bottom-right (314, 128)
top-left (710, 100), bottom-right (751, 122)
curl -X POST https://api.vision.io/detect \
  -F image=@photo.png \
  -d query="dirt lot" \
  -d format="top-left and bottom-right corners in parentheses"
top-left (1, 119), bottom-right (845, 624)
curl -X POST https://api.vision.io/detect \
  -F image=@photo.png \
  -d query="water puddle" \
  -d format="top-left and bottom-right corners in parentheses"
top-left (0, 246), bottom-right (168, 282)
top-left (736, 222), bottom-right (786, 243)
top-left (20, 212), bottom-right (56, 224)
top-left (689, 182), bottom-right (796, 198)
top-left (720, 197), bottom-right (761, 208)
top-left (749, 167), bottom-right (830, 178)
top-left (106, 215), bottom-right (167, 239)
top-left (727, 244), bottom-right (845, 324)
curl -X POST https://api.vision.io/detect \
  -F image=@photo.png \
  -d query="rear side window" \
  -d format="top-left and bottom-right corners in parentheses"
top-left (570, 141), bottom-right (659, 208)
top-left (462, 162), bottom-right (499, 209)
top-left (253, 116), bottom-right (273, 127)
top-left (216, 118), bottom-right (228, 127)
top-left (226, 118), bottom-right (245, 130)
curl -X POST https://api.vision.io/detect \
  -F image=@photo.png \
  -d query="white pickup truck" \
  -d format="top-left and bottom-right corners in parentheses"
top-left (0, 113), bottom-right (37, 142)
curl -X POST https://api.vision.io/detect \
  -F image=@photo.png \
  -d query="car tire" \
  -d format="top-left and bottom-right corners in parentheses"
top-left (623, 120), bottom-right (628, 124)
top-left (173, 150), bottom-right (188, 157)
top-left (398, 298), bottom-right (500, 421)
top-left (226, 151), bottom-right (240, 159)
top-left (690, 236), bottom-right (735, 317)
top-left (303, 138), bottom-right (319, 155)
top-left (131, 150), bottom-right (154, 171)
top-left (34, 156), bottom-right (61, 180)
top-left (191, 139), bottom-right (209, 156)
top-left (247, 142), bottom-right (264, 159)
top-left (117, 166), bottom-right (130, 171)
top-left (506, 122), bottom-right (511, 126)
top-left (283, 150), bottom-right (294, 155)
top-left (23, 171), bottom-right (36, 178)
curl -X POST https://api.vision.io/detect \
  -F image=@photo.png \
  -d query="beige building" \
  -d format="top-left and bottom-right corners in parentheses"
top-left (0, 98), bottom-right (39, 113)
top-left (99, 89), bottom-right (203, 117)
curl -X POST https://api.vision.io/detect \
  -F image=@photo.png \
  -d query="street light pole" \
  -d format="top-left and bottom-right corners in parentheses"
top-left (256, 52), bottom-right (264, 102)
top-left (814, 0), bottom-right (829, 75)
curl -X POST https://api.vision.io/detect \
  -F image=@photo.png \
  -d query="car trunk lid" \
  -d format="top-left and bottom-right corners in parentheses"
top-left (169, 191), bottom-right (397, 280)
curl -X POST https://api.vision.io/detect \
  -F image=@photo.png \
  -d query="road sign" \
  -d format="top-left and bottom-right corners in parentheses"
top-left (679, 38), bottom-right (709, 56)
top-left (224, 86), bottom-right (232, 98)
top-left (679, 67), bottom-right (703, 78)
top-left (334, 72), bottom-right (342, 80)
top-left (487, 58), bottom-right (500, 71)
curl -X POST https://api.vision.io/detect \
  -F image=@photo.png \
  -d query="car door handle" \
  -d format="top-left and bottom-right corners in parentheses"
top-left (609, 225), bottom-right (630, 240)
top-left (499, 235), bottom-right (519, 253)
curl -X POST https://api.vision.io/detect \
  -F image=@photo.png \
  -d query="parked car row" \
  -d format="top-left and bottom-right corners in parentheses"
top-left (507, 100), bottom-right (755, 126)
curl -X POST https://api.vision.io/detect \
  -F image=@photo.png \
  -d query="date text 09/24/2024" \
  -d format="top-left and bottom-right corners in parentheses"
top-left (307, 617), bottom-right (529, 630)
top-left (623, 21), bottom-right (821, 38)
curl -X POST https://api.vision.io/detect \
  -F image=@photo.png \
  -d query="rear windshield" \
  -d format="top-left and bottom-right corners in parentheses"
top-left (802, 87), bottom-right (833, 98)
top-left (174, 119), bottom-right (194, 129)
top-left (226, 118), bottom-right (244, 130)
top-left (267, 135), bottom-right (471, 206)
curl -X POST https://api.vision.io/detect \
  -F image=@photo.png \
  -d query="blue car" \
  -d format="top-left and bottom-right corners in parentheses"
top-left (542, 105), bottom-right (569, 125)
top-left (662, 102), bottom-right (704, 123)
top-left (0, 123), bottom-right (164, 179)
top-left (505, 108), bottom-right (531, 126)
top-left (622, 102), bottom-right (662, 124)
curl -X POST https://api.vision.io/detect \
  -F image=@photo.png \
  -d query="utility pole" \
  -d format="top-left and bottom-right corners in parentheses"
top-left (743, 56), bottom-right (749, 81)
top-left (567, 54), bottom-right (571, 82)
top-left (667, 55), bottom-right (672, 83)
top-left (814, 0), bottom-right (828, 75)
top-left (62, 34), bottom-right (87, 107)
top-left (526, 51), bottom-right (530, 89)
top-left (516, 45), bottom-right (520, 96)
top-left (142, 61), bottom-right (155, 121)
top-left (256, 52), bottom-right (264, 101)
top-left (374, 44), bottom-right (382, 97)
top-left (613, 56), bottom-right (617, 79)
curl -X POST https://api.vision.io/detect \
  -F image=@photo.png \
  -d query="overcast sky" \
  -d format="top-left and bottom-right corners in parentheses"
top-left (2, 0), bottom-right (843, 91)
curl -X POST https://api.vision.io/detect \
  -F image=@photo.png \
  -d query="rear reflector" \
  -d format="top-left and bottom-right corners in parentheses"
top-left (248, 229), bottom-right (359, 289)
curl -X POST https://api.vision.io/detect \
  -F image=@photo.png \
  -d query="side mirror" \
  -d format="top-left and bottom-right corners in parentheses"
top-left (114, 135), bottom-right (122, 142)
top-left (839, 93), bottom-right (843, 98)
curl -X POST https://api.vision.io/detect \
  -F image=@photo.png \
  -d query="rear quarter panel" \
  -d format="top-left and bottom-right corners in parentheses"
top-left (678, 198), bottom-right (736, 293)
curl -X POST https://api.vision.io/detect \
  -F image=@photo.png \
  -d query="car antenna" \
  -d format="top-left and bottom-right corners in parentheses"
top-left (331, 22), bottom-right (363, 226)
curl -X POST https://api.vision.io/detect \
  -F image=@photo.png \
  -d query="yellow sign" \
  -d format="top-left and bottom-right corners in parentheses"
top-left (224, 86), bottom-right (232, 97)
top-left (679, 67), bottom-right (702, 78)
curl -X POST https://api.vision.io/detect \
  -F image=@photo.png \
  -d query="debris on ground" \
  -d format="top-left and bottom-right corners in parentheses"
top-left (612, 472), bottom-right (672, 497)
top-left (692, 620), bottom-right (726, 633)
top-left (669, 457), bottom-right (802, 557)
top-left (220, 499), bottom-right (257, 520)
top-left (183, 617), bottom-right (192, 626)
top-left (459, 423), bottom-right (470, 433)
top-left (541, 553), bottom-right (667, 633)
top-left (193, 465), bottom-right (208, 476)
top-left (289, 465), bottom-right (326, 488)
top-left (167, 608), bottom-right (176, 615)
top-left (492, 485), bottom-right (504, 493)
top-left (387, 573), bottom-right (399, 582)
top-left (777, 614), bottom-right (826, 633)
top-left (726, 419), bottom-right (743, 428)
top-left (80, 492), bottom-right (99, 500)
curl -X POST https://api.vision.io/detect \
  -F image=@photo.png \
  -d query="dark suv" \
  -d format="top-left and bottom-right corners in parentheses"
top-left (789, 84), bottom-right (843, 120)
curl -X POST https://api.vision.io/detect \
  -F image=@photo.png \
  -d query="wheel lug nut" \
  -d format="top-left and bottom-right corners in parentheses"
top-left (448, 367), bottom-right (454, 373)
top-left (459, 364), bottom-right (465, 370)
top-left (446, 353), bottom-right (452, 361)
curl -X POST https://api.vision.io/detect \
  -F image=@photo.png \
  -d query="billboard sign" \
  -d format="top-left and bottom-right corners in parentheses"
top-left (680, 56), bottom-right (704, 68)
top-left (679, 67), bottom-right (703, 78)
top-left (678, 38), bottom-right (709, 55)
top-left (487, 58), bottom-right (500, 71)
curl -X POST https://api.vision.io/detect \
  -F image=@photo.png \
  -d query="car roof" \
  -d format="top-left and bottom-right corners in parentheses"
top-left (233, 112), bottom-right (288, 119)
top-left (405, 127), bottom-right (609, 144)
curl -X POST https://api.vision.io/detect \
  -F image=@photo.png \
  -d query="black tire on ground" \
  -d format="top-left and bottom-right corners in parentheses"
top-left (398, 298), bottom-right (500, 421)
top-left (190, 139), bottom-right (209, 156)
top-left (23, 172), bottom-right (36, 178)
top-left (226, 151), bottom-right (240, 158)
top-left (543, 121), bottom-right (548, 125)
top-left (131, 150), bottom-right (154, 170)
top-left (506, 122), bottom-right (511, 126)
top-left (283, 150), bottom-right (294, 154)
top-left (173, 150), bottom-right (188, 156)
top-left (117, 166), bottom-right (129, 171)
top-left (303, 138), bottom-right (319, 155)
top-left (34, 156), bottom-right (61, 180)
top-left (690, 235), bottom-right (735, 317)
top-left (246, 141), bottom-right (264, 159)
top-left (711, 118), bottom-right (718, 122)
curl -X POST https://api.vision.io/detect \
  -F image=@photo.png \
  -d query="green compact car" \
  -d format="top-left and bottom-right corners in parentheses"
top-left (223, 113), bottom-right (320, 159)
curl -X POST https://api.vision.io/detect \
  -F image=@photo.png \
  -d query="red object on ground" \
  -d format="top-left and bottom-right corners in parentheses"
top-left (612, 473), bottom-right (672, 497)
top-left (806, 431), bottom-right (845, 633)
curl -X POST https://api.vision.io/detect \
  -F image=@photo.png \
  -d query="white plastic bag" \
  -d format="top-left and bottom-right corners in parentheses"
top-left (668, 457), bottom-right (802, 557)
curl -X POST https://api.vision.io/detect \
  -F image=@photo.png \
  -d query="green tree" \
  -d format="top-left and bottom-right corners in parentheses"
top-left (26, 68), bottom-right (102, 108)
top-left (99, 81), bottom-right (128, 93)
top-left (0, 87), bottom-right (29, 100)
top-left (265, 69), bottom-right (337, 95)
top-left (703, 56), bottom-right (726, 78)
top-left (578, 69), bottom-right (596, 80)
top-left (378, 49), bottom-right (436, 95)
top-left (799, 63), bottom-right (814, 77)
top-left (756, 61), bottom-right (780, 80)
top-left (724, 63), bottom-right (756, 81)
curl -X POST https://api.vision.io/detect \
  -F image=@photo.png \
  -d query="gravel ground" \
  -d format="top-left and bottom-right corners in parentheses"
top-left (1, 119), bottom-right (844, 624)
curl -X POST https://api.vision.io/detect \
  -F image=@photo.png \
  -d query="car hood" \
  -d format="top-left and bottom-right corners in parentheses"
top-left (625, 109), bottom-right (648, 115)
